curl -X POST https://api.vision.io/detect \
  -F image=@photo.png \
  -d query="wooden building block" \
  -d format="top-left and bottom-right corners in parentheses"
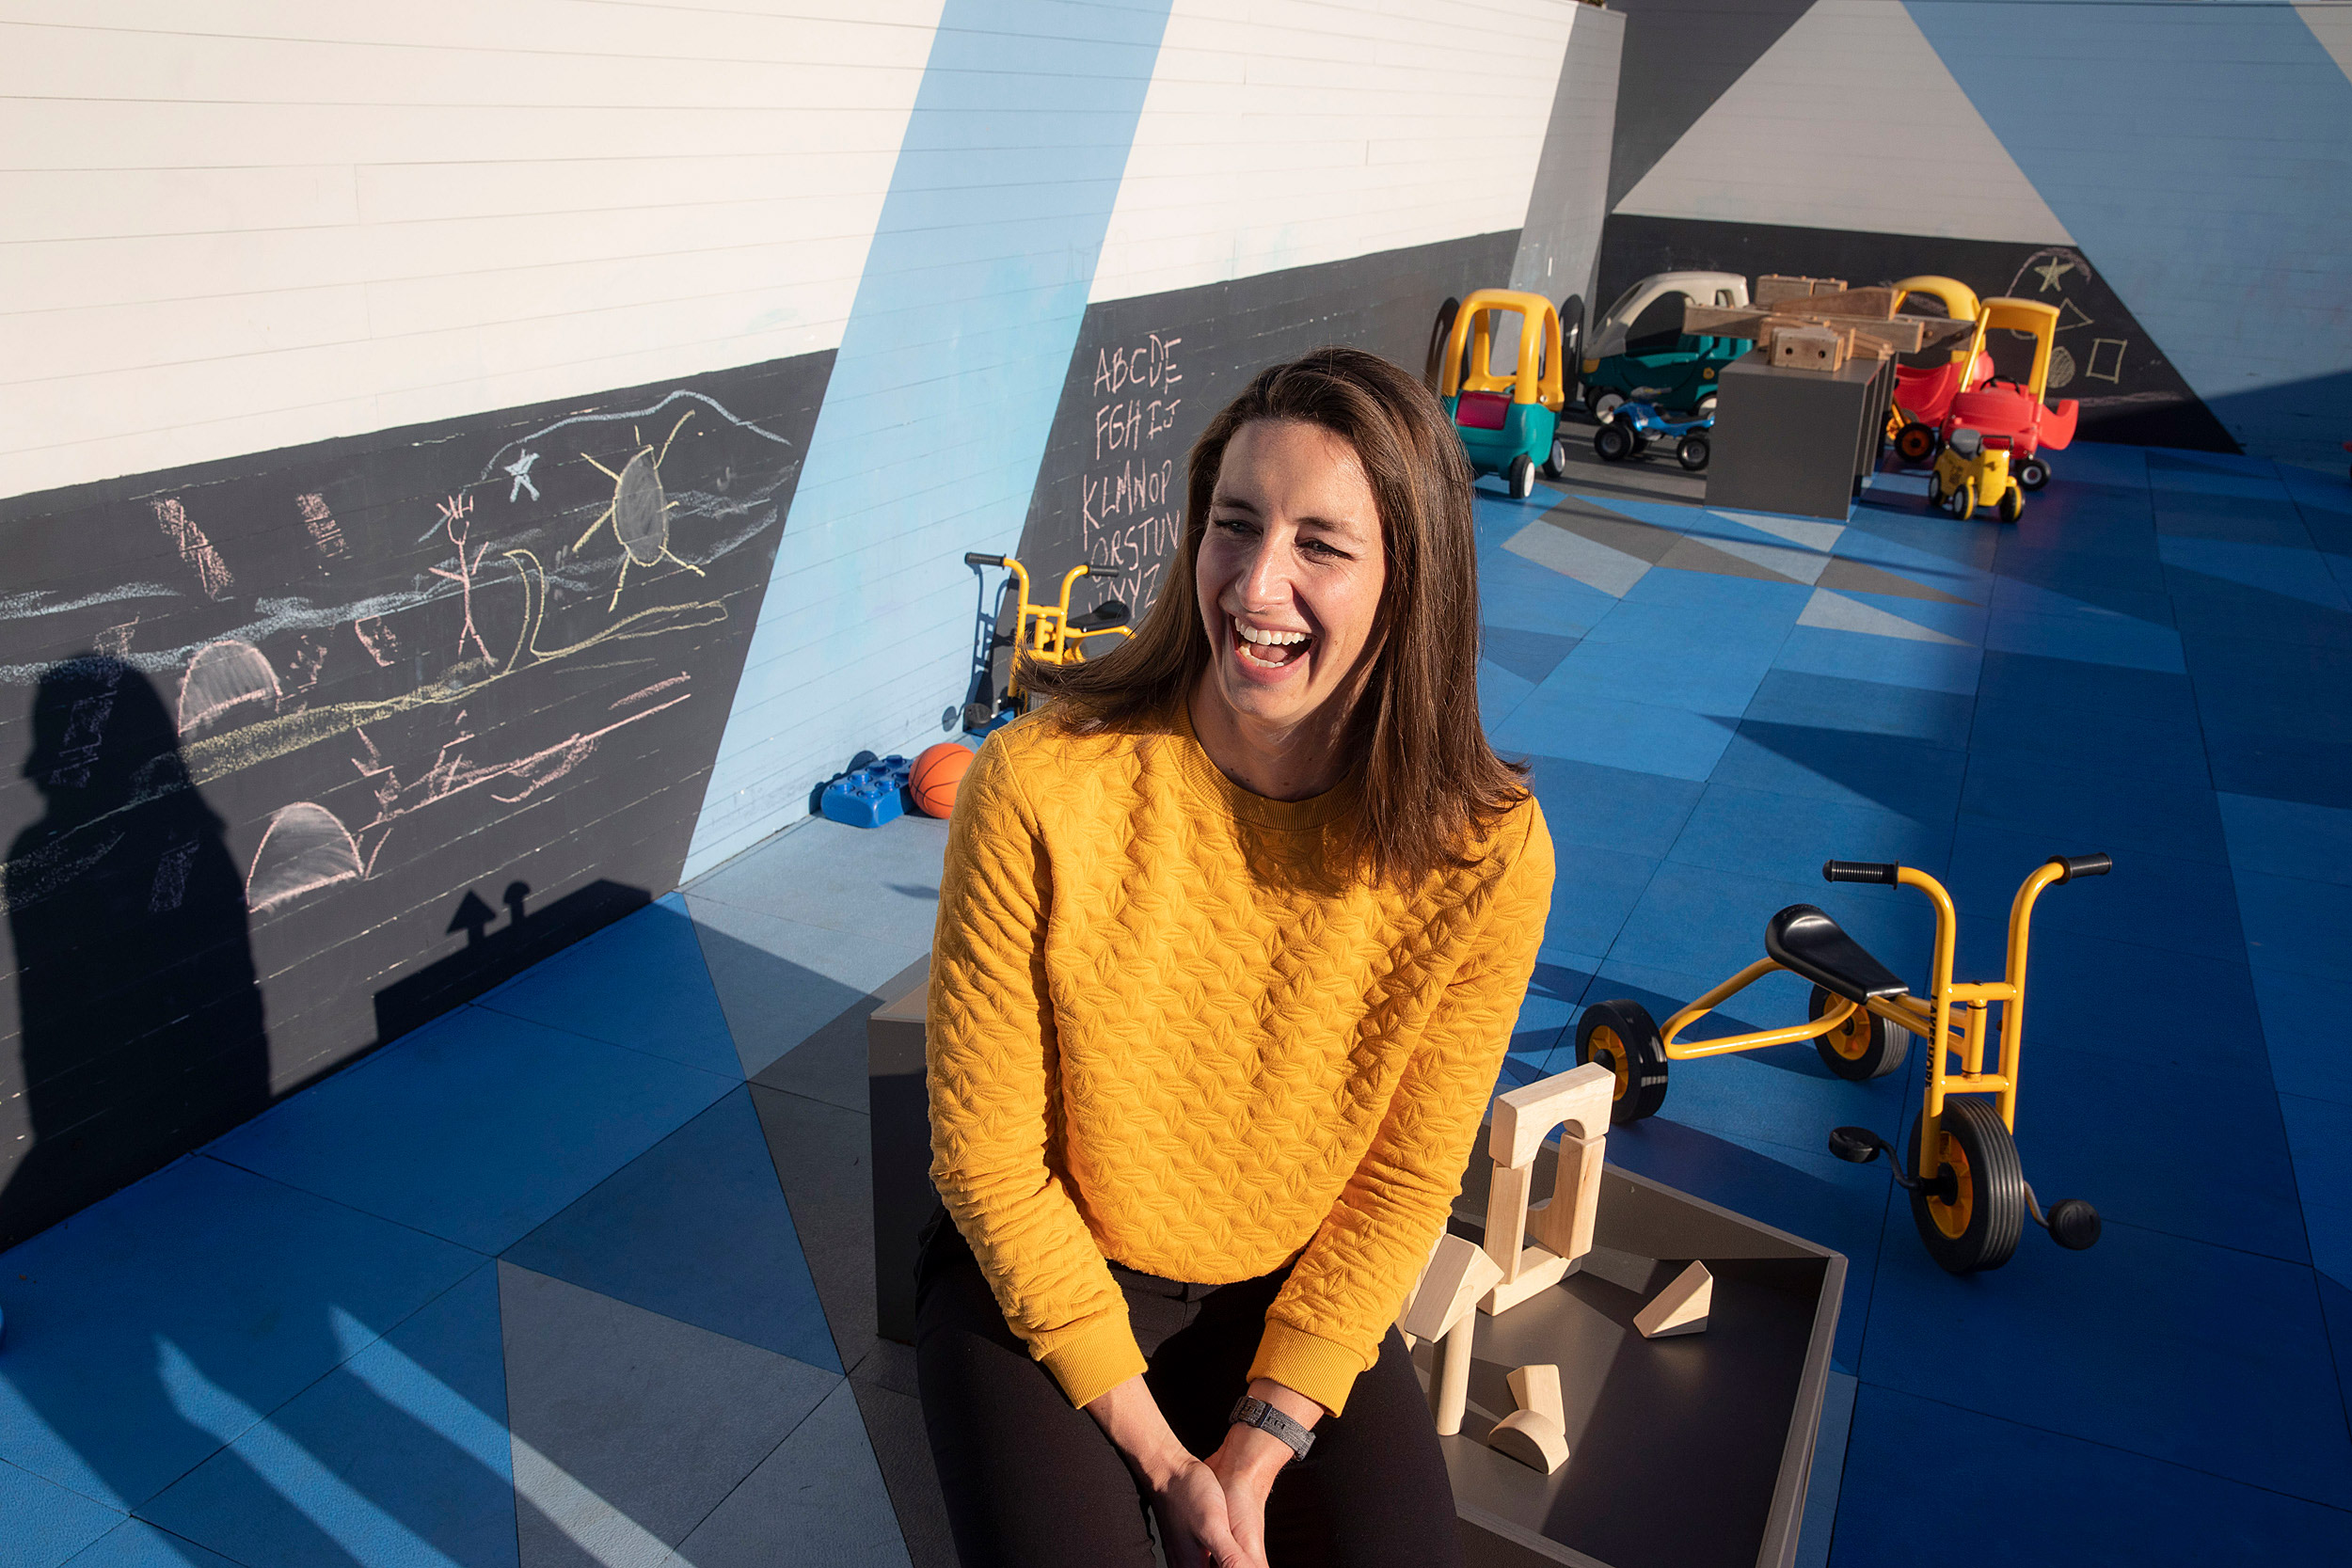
top-left (1634, 1260), bottom-right (1713, 1339)
top-left (1787, 286), bottom-right (1896, 321)
top-left (1433, 1310), bottom-right (1479, 1435)
top-left (1527, 1130), bottom-right (1606, 1264)
top-left (1506, 1363), bottom-right (1565, 1429)
top-left (1755, 274), bottom-right (1846, 305)
top-left (1396, 1231), bottom-right (1446, 1350)
top-left (1490, 1065), bottom-right (1614, 1168)
top-left (1772, 326), bottom-right (1846, 374)
top-left (1400, 1234), bottom-right (1504, 1342)
top-left (1481, 1160), bottom-right (1569, 1290)
top-left (1487, 1409), bottom-right (1570, 1474)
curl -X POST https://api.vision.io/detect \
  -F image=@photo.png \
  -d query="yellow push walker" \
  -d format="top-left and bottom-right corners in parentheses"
top-left (1575, 854), bottom-right (2108, 1274)
top-left (961, 551), bottom-right (1134, 728)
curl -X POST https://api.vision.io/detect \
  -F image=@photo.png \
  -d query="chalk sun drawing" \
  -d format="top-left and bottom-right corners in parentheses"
top-left (575, 411), bottom-right (705, 610)
top-left (246, 801), bottom-right (364, 912)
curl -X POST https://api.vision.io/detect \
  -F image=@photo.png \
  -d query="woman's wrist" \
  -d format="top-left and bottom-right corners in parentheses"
top-left (1084, 1374), bottom-right (1195, 1490)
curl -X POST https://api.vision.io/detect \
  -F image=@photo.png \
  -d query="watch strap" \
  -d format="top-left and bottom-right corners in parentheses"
top-left (1229, 1395), bottom-right (1315, 1461)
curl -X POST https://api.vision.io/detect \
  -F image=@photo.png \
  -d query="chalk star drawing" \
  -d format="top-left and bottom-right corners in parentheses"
top-left (2032, 256), bottom-right (2075, 293)
top-left (505, 450), bottom-right (540, 502)
top-left (576, 411), bottom-right (705, 610)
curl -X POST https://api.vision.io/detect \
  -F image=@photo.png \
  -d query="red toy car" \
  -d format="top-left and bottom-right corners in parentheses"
top-left (1933, 297), bottom-right (2078, 491)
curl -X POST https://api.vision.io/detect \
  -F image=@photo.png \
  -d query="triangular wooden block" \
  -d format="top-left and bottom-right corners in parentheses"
top-left (1487, 1409), bottom-right (1570, 1474)
top-left (1400, 1234), bottom-right (1504, 1341)
top-left (1633, 1260), bottom-right (1712, 1339)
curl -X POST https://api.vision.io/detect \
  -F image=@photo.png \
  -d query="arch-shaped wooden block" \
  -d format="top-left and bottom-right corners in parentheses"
top-left (1487, 1409), bottom-right (1570, 1474)
top-left (1481, 1065), bottom-right (1614, 1314)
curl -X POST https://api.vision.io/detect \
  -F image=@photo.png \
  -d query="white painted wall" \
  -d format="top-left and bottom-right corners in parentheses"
top-left (0, 0), bottom-right (946, 499)
top-left (1088, 0), bottom-right (1578, 305)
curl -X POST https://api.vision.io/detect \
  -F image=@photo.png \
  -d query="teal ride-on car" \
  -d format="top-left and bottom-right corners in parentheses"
top-left (1581, 271), bottom-right (1753, 420)
top-left (1427, 289), bottom-right (1570, 499)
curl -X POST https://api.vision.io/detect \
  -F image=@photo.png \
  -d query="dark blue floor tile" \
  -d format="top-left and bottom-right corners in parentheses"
top-left (1771, 624), bottom-right (1983, 696)
top-left (1522, 754), bottom-right (1706, 859)
top-left (1667, 782), bottom-right (1952, 889)
top-left (2160, 531), bottom-right (2350, 610)
top-left (1609, 862), bottom-right (1937, 993)
top-left (1830, 1385), bottom-right (2352, 1568)
top-left (1711, 721), bottom-right (1968, 823)
top-left (1993, 537), bottom-right (2171, 601)
top-left (208, 1006), bottom-right (734, 1254)
top-left (1503, 950), bottom-right (1600, 1085)
top-left (142, 1263), bottom-right (517, 1568)
top-left (1976, 648), bottom-right (2199, 724)
top-left (1740, 669), bottom-right (1976, 748)
top-left (2153, 492), bottom-right (2310, 546)
top-left (1, 1457), bottom-right (122, 1568)
top-left (1542, 843), bottom-right (1660, 958)
top-left (2169, 570), bottom-right (2352, 653)
top-left (2317, 1274), bottom-right (2352, 1449)
top-left (2254, 966), bottom-right (2352, 1106)
top-left (2204, 730), bottom-right (2352, 810)
top-left (59, 1523), bottom-right (244, 1568)
top-left (1984, 603), bottom-right (2185, 673)
top-left (1952, 912), bottom-right (2266, 1073)
top-left (1491, 686), bottom-right (1738, 783)
top-left (1957, 748), bottom-right (2230, 864)
top-left (2234, 868), bottom-right (2352, 982)
top-left (2280, 1094), bottom-right (2352, 1235)
top-left (1549, 635), bottom-right (1781, 718)
top-left (1964, 692), bottom-right (2211, 788)
top-left (1619, 563), bottom-right (1814, 619)
top-left (478, 895), bottom-right (739, 1080)
top-left (1860, 1217), bottom-right (2352, 1508)
top-left (2217, 792), bottom-right (2352, 883)
top-left (2044, 440), bottom-right (2150, 489)
top-left (1480, 624), bottom-right (1580, 688)
top-left (2004, 499), bottom-right (2159, 562)
top-left (2185, 632), bottom-right (2352, 741)
top-left (502, 1086), bottom-right (838, 1372)
top-left (1837, 512), bottom-right (1999, 580)
top-left (0, 1158), bottom-right (478, 1510)
top-left (1946, 819), bottom-right (2246, 963)
top-left (1477, 655), bottom-right (1534, 735)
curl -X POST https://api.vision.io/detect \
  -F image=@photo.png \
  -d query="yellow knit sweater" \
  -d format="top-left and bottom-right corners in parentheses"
top-left (926, 703), bottom-right (1554, 1415)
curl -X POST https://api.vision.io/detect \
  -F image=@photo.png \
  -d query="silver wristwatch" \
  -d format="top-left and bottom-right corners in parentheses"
top-left (1229, 1395), bottom-right (1315, 1461)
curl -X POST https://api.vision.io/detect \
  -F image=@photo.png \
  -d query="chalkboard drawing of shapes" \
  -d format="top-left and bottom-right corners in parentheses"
top-left (177, 640), bottom-right (281, 736)
top-left (576, 410), bottom-right (706, 610)
top-left (246, 802), bottom-right (364, 913)
top-left (2087, 339), bottom-right (2128, 385)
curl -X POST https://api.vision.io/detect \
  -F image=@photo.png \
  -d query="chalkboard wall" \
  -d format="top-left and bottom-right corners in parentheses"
top-left (0, 352), bottom-right (829, 1246)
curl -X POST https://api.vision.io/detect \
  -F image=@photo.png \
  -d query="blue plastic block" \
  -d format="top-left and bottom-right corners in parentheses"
top-left (819, 755), bottom-right (913, 829)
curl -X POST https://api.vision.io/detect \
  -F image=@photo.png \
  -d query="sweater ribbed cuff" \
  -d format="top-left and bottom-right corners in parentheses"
top-left (1248, 1320), bottom-right (1371, 1417)
top-left (1038, 1312), bottom-right (1149, 1409)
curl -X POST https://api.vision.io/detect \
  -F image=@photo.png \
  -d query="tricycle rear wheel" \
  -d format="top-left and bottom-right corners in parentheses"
top-left (1906, 1099), bottom-right (2025, 1274)
top-left (1809, 986), bottom-right (1907, 1080)
top-left (1576, 1000), bottom-right (1668, 1125)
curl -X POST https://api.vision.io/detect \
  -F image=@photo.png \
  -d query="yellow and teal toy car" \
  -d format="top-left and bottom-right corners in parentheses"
top-left (1430, 290), bottom-right (1569, 499)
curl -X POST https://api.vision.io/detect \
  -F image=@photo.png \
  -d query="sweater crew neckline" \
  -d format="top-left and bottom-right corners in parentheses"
top-left (1170, 696), bottom-right (1361, 833)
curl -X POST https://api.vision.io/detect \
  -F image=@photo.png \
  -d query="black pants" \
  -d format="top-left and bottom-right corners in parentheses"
top-left (914, 1215), bottom-right (1465, 1568)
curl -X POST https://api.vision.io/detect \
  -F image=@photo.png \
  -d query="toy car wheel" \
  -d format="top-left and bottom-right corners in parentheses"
top-left (1998, 485), bottom-right (2023, 524)
top-left (1677, 435), bottom-right (1711, 471)
top-left (1594, 421), bottom-right (1634, 463)
top-left (1947, 485), bottom-right (1976, 522)
top-left (1558, 294), bottom-right (1585, 408)
top-left (1542, 436), bottom-right (1570, 481)
top-left (1588, 388), bottom-right (1625, 421)
top-left (1905, 1099), bottom-right (2026, 1274)
top-left (1895, 421), bottom-right (1940, 466)
top-left (1923, 472), bottom-right (1943, 511)
top-left (1697, 395), bottom-right (1718, 419)
top-left (1576, 999), bottom-right (1669, 1125)
top-left (2015, 456), bottom-right (2049, 491)
top-left (1808, 986), bottom-right (1907, 1080)
top-left (1424, 297), bottom-right (1460, 393)
top-left (1507, 453), bottom-right (1537, 499)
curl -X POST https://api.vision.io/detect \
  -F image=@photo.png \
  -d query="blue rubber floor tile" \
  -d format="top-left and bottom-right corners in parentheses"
top-left (1667, 782), bottom-right (1952, 889)
top-left (1952, 912), bottom-right (2265, 1073)
top-left (2254, 966), bottom-right (2352, 1105)
top-left (1975, 648), bottom-right (2198, 724)
top-left (2233, 868), bottom-right (2352, 981)
top-left (1575, 596), bottom-right (1795, 652)
top-left (1983, 602), bottom-right (2185, 673)
top-left (1543, 842), bottom-right (1659, 958)
top-left (1830, 1385), bottom-right (2352, 1568)
top-left (58, 1524), bottom-right (242, 1568)
top-left (2305, 1200), bottom-right (2352, 1294)
top-left (2160, 533), bottom-right (2350, 611)
top-left (1963, 691), bottom-right (2210, 788)
top-left (1522, 754), bottom-right (1705, 859)
top-left (1477, 545), bottom-right (1618, 639)
top-left (1860, 1219), bottom-right (2352, 1508)
top-left (1480, 624), bottom-right (1580, 688)
top-left (2005, 501), bottom-right (2158, 562)
top-left (1645, 1032), bottom-right (1921, 1166)
top-left (0, 1158), bottom-right (478, 1511)
top-left (2316, 1273), bottom-right (2352, 1452)
top-left (2169, 571), bottom-right (2352, 653)
top-left (1829, 587), bottom-right (1988, 645)
top-left (2153, 494), bottom-right (2311, 550)
top-left (1476, 655), bottom-right (1534, 735)
top-left (208, 1006), bottom-right (733, 1255)
top-left (1490, 687), bottom-right (1737, 783)
top-left (1740, 670), bottom-right (1975, 747)
top-left (2278, 462), bottom-right (2352, 514)
top-left (1992, 537), bottom-right (2170, 601)
top-left (1608, 862), bottom-right (1937, 994)
top-left (2147, 449), bottom-right (2292, 499)
top-left (1502, 951), bottom-right (1600, 1086)
top-left (502, 1086), bottom-right (837, 1372)
top-left (2203, 730), bottom-right (2352, 811)
top-left (1988, 567), bottom-right (2174, 629)
top-left (2217, 791), bottom-right (2352, 883)
top-left (1946, 819), bottom-right (2246, 963)
top-left (477, 895), bottom-right (739, 1080)
top-left (142, 1263), bottom-right (517, 1568)
top-left (1831, 515), bottom-right (1996, 586)
top-left (1769, 626), bottom-right (1983, 696)
top-left (1619, 563), bottom-right (1813, 619)
top-left (1710, 721), bottom-right (1967, 823)
top-left (1549, 636), bottom-right (1779, 718)
top-left (2184, 632), bottom-right (2352, 740)
top-left (2280, 1095), bottom-right (2352, 1235)
top-left (1957, 749), bottom-right (2229, 864)
top-left (685, 897), bottom-right (916, 1081)
top-left (0, 1458), bottom-right (122, 1568)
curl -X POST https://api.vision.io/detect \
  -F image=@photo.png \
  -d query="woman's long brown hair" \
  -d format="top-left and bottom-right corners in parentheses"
top-left (1024, 344), bottom-right (1528, 885)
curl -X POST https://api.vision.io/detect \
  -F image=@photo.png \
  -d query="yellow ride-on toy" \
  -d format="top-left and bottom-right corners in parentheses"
top-left (1928, 425), bottom-right (2023, 524)
top-left (961, 551), bottom-right (1133, 728)
top-left (1574, 854), bottom-right (2109, 1274)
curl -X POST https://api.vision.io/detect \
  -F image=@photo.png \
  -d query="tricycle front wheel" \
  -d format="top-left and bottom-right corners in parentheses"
top-left (1906, 1099), bottom-right (2025, 1275)
top-left (1576, 999), bottom-right (1668, 1125)
top-left (1809, 986), bottom-right (1907, 1080)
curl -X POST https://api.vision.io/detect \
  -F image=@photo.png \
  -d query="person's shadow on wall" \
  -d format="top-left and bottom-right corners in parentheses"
top-left (1, 654), bottom-right (270, 1248)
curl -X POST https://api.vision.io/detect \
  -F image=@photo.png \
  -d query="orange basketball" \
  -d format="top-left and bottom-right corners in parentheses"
top-left (911, 742), bottom-right (975, 817)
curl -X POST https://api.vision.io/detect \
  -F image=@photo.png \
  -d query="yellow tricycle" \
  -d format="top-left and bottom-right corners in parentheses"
top-left (1574, 854), bottom-right (2107, 1274)
top-left (961, 551), bottom-right (1133, 727)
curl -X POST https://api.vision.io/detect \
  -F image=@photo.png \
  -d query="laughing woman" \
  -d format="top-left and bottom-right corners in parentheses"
top-left (918, 347), bottom-right (1555, 1568)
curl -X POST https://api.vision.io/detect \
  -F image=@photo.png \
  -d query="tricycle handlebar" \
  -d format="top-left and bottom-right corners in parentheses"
top-left (2048, 852), bottom-right (2111, 882)
top-left (1822, 860), bottom-right (1899, 885)
top-left (964, 551), bottom-right (1007, 567)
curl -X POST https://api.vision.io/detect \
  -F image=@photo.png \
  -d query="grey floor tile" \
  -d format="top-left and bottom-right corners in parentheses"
top-left (748, 1085), bottom-right (879, 1373)
top-left (686, 816), bottom-right (948, 951)
top-left (687, 898), bottom-right (922, 1080)
top-left (666, 1382), bottom-right (911, 1568)
top-left (496, 1264), bottom-right (836, 1568)
top-left (846, 1379), bottom-right (955, 1568)
top-left (850, 1339), bottom-right (918, 1402)
top-left (752, 957), bottom-right (927, 1115)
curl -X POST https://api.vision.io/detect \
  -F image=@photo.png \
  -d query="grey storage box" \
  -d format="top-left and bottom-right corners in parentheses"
top-left (1705, 350), bottom-right (1894, 521)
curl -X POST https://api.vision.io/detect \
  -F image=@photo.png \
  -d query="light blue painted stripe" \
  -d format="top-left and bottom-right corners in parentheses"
top-left (1906, 1), bottom-right (2352, 465)
top-left (687, 1), bottom-right (1176, 877)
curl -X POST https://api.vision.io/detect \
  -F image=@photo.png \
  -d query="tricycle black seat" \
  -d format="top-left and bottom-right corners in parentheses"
top-left (1765, 905), bottom-right (1909, 1006)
